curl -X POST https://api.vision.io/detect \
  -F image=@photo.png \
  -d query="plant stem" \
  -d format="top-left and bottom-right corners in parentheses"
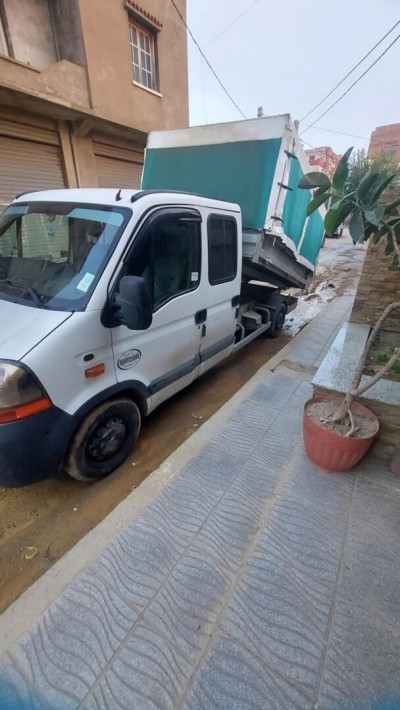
top-left (351, 347), bottom-right (400, 397)
top-left (332, 392), bottom-right (354, 422)
top-left (386, 223), bottom-right (400, 262)
top-left (344, 409), bottom-right (357, 438)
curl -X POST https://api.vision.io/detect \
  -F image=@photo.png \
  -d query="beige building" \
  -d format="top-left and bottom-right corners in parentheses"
top-left (304, 146), bottom-right (341, 181)
top-left (0, 0), bottom-right (188, 207)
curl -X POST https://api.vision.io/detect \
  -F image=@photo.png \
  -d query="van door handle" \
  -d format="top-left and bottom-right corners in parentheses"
top-left (195, 309), bottom-right (207, 324)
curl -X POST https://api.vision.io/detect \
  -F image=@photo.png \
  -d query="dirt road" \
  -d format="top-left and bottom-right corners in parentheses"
top-left (0, 234), bottom-right (366, 614)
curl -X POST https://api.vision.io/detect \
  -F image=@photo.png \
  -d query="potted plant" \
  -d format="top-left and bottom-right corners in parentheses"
top-left (298, 148), bottom-right (400, 472)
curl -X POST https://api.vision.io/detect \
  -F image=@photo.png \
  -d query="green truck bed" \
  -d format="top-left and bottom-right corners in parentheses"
top-left (142, 115), bottom-right (325, 289)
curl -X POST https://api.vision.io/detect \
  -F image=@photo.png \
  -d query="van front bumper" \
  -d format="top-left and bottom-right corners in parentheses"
top-left (0, 406), bottom-right (78, 487)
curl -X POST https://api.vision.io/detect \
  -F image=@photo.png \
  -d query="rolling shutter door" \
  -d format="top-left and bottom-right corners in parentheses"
top-left (0, 125), bottom-right (65, 208)
top-left (93, 141), bottom-right (144, 189)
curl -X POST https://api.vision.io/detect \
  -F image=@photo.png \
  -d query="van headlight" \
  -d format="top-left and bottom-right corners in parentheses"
top-left (0, 362), bottom-right (52, 424)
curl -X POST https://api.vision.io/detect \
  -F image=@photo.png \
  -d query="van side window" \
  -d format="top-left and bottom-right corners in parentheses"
top-left (208, 217), bottom-right (237, 285)
top-left (126, 213), bottom-right (201, 311)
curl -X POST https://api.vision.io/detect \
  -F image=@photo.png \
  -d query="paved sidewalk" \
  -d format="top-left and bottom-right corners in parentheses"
top-left (1, 294), bottom-right (400, 710)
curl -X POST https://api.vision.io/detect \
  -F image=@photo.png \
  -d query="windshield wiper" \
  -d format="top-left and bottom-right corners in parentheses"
top-left (0, 279), bottom-right (47, 308)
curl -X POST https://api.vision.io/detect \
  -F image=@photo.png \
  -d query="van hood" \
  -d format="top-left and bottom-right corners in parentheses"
top-left (0, 299), bottom-right (72, 361)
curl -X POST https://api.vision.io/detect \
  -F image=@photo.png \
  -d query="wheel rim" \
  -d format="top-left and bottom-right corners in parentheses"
top-left (87, 416), bottom-right (127, 464)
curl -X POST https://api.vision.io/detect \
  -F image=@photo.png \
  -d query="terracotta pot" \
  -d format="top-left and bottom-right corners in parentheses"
top-left (303, 394), bottom-right (379, 473)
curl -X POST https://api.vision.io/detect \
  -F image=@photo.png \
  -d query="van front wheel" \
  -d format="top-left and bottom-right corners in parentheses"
top-left (64, 398), bottom-right (141, 481)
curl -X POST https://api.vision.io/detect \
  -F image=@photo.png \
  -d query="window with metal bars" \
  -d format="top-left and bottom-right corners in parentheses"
top-left (129, 21), bottom-right (157, 92)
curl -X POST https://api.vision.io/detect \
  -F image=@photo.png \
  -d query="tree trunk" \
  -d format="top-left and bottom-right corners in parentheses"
top-left (332, 391), bottom-right (354, 423)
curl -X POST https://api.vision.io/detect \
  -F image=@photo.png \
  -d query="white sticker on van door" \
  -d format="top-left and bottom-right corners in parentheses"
top-left (77, 272), bottom-right (95, 293)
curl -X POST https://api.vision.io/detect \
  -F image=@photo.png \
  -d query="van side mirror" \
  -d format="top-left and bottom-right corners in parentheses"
top-left (114, 275), bottom-right (152, 330)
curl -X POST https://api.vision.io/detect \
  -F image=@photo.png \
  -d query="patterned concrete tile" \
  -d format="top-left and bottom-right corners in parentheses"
top-left (183, 635), bottom-right (314, 710)
top-left (0, 357), bottom-right (399, 710)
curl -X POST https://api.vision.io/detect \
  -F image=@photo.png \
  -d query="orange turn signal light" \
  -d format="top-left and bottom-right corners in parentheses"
top-left (0, 397), bottom-right (53, 424)
top-left (85, 363), bottom-right (105, 378)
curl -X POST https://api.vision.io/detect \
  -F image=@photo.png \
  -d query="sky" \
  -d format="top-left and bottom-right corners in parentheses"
top-left (186, 0), bottom-right (400, 156)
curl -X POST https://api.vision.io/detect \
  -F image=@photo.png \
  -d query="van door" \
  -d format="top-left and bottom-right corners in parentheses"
top-left (198, 214), bottom-right (241, 375)
top-left (110, 207), bottom-right (203, 411)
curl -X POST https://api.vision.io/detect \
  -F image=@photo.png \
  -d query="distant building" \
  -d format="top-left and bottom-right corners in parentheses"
top-left (304, 146), bottom-right (341, 180)
top-left (0, 0), bottom-right (188, 207)
top-left (368, 123), bottom-right (400, 166)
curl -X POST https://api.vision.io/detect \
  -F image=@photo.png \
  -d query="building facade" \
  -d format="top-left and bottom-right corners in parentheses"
top-left (368, 123), bottom-right (400, 165)
top-left (0, 0), bottom-right (188, 207)
top-left (304, 146), bottom-right (341, 180)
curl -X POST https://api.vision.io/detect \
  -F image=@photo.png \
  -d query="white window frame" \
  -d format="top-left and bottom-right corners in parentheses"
top-left (129, 20), bottom-right (157, 92)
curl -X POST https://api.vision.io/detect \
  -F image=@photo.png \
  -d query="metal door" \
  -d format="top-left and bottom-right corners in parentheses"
top-left (111, 206), bottom-right (204, 412)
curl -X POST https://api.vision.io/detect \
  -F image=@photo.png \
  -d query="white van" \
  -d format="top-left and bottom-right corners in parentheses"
top-left (0, 188), bottom-right (262, 485)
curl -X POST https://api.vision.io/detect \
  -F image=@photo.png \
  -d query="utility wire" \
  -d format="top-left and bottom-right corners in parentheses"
top-left (300, 33), bottom-right (400, 136)
top-left (301, 138), bottom-right (324, 151)
top-left (169, 0), bottom-right (247, 119)
top-left (301, 122), bottom-right (400, 150)
top-left (205, 0), bottom-right (261, 47)
top-left (300, 20), bottom-right (400, 123)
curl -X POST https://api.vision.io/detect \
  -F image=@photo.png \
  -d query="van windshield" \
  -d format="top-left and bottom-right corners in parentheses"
top-left (0, 202), bottom-right (131, 311)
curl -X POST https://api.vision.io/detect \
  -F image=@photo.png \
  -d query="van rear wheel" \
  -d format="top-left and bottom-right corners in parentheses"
top-left (64, 398), bottom-right (141, 481)
top-left (268, 304), bottom-right (286, 338)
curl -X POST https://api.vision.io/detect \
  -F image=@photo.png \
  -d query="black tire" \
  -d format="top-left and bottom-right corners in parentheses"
top-left (268, 304), bottom-right (286, 338)
top-left (64, 398), bottom-right (141, 481)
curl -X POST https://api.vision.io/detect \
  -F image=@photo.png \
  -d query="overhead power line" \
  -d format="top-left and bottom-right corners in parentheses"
top-left (300, 32), bottom-right (400, 136)
top-left (205, 0), bottom-right (261, 47)
top-left (300, 20), bottom-right (400, 123)
top-left (300, 122), bottom-right (400, 151)
top-left (169, 0), bottom-right (247, 119)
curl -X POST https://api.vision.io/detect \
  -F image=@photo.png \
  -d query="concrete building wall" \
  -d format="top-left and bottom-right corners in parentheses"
top-left (0, 53), bottom-right (90, 107)
top-left (0, 0), bottom-right (188, 197)
top-left (351, 239), bottom-right (400, 333)
top-left (0, 0), bottom-right (188, 131)
top-left (3, 0), bottom-right (57, 69)
top-left (51, 0), bottom-right (87, 68)
top-left (352, 122), bottom-right (400, 334)
top-left (79, 0), bottom-right (189, 131)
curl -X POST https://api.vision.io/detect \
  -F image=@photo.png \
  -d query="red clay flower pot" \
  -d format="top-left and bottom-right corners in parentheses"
top-left (303, 394), bottom-right (379, 473)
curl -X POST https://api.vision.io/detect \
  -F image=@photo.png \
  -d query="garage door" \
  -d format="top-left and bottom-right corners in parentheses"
top-left (94, 142), bottom-right (143, 189)
top-left (0, 134), bottom-right (65, 208)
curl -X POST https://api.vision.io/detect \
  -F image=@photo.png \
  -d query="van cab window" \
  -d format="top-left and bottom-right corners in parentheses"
top-left (125, 211), bottom-right (201, 311)
top-left (208, 216), bottom-right (237, 284)
top-left (0, 203), bottom-right (131, 311)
